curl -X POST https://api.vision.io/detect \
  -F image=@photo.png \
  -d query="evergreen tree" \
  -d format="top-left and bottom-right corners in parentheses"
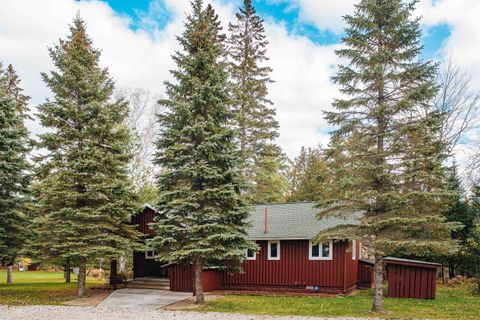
top-left (251, 153), bottom-right (287, 204)
top-left (150, 0), bottom-right (256, 304)
top-left (467, 186), bottom-right (480, 292)
top-left (287, 146), bottom-right (329, 202)
top-left (34, 16), bottom-right (141, 297)
top-left (442, 167), bottom-right (475, 277)
top-left (228, 0), bottom-right (286, 203)
top-left (319, 0), bottom-right (457, 311)
top-left (0, 63), bottom-right (30, 284)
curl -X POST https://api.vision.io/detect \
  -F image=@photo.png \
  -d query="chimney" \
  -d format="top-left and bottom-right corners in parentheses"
top-left (264, 207), bottom-right (268, 234)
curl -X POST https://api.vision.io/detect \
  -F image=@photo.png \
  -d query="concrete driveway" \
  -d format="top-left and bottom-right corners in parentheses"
top-left (98, 288), bottom-right (192, 310)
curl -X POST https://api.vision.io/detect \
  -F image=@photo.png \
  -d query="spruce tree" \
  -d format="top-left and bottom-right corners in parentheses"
top-left (468, 187), bottom-right (480, 292)
top-left (442, 167), bottom-right (475, 277)
top-left (0, 63), bottom-right (30, 284)
top-left (34, 15), bottom-right (141, 297)
top-left (150, 0), bottom-right (256, 304)
top-left (319, 0), bottom-right (457, 311)
top-left (228, 0), bottom-right (286, 203)
top-left (287, 146), bottom-right (329, 202)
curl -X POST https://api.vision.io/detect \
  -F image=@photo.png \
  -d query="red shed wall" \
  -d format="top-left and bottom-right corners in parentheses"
top-left (223, 240), bottom-right (351, 293)
top-left (386, 264), bottom-right (437, 299)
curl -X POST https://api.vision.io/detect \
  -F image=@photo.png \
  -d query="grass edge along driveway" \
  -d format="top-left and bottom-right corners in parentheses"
top-left (198, 285), bottom-right (480, 320)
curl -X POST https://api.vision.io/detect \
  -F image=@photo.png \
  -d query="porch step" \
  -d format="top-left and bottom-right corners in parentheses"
top-left (127, 277), bottom-right (170, 290)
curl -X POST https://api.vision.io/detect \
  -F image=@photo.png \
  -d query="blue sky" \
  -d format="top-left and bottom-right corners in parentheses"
top-left (5, 0), bottom-right (477, 166)
top-left (104, 0), bottom-right (450, 58)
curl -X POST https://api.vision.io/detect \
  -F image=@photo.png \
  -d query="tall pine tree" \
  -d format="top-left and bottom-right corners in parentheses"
top-left (150, 0), bottom-right (256, 304)
top-left (34, 15), bottom-right (141, 297)
top-left (468, 187), bottom-right (480, 292)
top-left (442, 166), bottom-right (474, 277)
top-left (319, 0), bottom-right (457, 311)
top-left (228, 0), bottom-right (286, 203)
top-left (0, 63), bottom-right (30, 284)
top-left (287, 146), bottom-right (329, 202)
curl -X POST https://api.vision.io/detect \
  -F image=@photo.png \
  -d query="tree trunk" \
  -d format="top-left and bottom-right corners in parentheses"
top-left (194, 257), bottom-right (204, 304)
top-left (109, 259), bottom-right (118, 290)
top-left (119, 255), bottom-right (126, 273)
top-left (441, 262), bottom-right (448, 285)
top-left (371, 255), bottom-right (383, 312)
top-left (6, 265), bottom-right (13, 284)
top-left (448, 259), bottom-right (455, 279)
top-left (65, 258), bottom-right (71, 283)
top-left (77, 256), bottom-right (87, 298)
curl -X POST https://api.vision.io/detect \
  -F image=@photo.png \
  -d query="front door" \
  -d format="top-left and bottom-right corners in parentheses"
top-left (133, 251), bottom-right (168, 278)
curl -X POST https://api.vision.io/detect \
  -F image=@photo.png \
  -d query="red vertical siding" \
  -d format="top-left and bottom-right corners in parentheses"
top-left (344, 240), bottom-right (359, 290)
top-left (169, 264), bottom-right (194, 292)
top-left (169, 264), bottom-right (222, 293)
top-left (223, 240), bottom-right (351, 293)
top-left (357, 260), bottom-right (374, 288)
top-left (386, 261), bottom-right (438, 299)
top-left (203, 270), bottom-right (223, 292)
top-left (132, 207), bottom-right (157, 237)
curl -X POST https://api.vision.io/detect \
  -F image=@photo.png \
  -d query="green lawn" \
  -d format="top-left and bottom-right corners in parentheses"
top-left (199, 286), bottom-right (480, 319)
top-left (0, 270), bottom-right (107, 305)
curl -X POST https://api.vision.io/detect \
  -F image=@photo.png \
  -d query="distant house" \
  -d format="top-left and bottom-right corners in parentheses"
top-left (132, 202), bottom-right (373, 294)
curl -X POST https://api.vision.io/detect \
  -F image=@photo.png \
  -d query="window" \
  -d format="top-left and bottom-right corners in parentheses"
top-left (309, 240), bottom-right (333, 260)
top-left (246, 248), bottom-right (257, 261)
top-left (145, 250), bottom-right (158, 260)
top-left (352, 240), bottom-right (357, 260)
top-left (359, 242), bottom-right (362, 259)
top-left (268, 240), bottom-right (280, 260)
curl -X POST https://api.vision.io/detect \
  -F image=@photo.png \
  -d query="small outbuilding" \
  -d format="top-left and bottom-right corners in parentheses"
top-left (385, 257), bottom-right (440, 300)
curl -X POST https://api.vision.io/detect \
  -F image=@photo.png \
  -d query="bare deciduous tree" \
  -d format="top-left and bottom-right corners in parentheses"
top-left (115, 87), bottom-right (161, 190)
top-left (435, 58), bottom-right (480, 156)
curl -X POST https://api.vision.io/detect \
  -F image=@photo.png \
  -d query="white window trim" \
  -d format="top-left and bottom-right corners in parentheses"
top-left (268, 240), bottom-right (280, 260)
top-left (352, 240), bottom-right (357, 260)
top-left (145, 250), bottom-right (157, 260)
top-left (309, 240), bottom-right (333, 261)
top-left (246, 249), bottom-right (257, 261)
top-left (358, 242), bottom-right (362, 259)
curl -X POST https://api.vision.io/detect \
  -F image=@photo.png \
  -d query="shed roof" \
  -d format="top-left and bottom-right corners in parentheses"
top-left (384, 257), bottom-right (441, 269)
top-left (247, 202), bottom-right (362, 240)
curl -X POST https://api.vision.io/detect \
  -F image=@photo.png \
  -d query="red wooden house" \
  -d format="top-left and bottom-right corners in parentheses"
top-left (132, 202), bottom-right (373, 294)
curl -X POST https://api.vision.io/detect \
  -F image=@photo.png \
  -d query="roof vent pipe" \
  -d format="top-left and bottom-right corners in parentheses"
top-left (264, 207), bottom-right (268, 234)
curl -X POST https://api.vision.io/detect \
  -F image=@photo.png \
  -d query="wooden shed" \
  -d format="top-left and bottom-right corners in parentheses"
top-left (385, 257), bottom-right (440, 300)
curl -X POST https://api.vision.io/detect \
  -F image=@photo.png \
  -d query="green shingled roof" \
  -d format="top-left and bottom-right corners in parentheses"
top-left (247, 202), bottom-right (362, 240)
top-left (143, 201), bottom-right (362, 240)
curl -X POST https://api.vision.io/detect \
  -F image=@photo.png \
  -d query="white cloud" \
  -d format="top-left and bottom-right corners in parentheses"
top-left (265, 21), bottom-right (339, 156)
top-left (0, 0), bottom-right (341, 159)
top-left (2, 0), bottom-right (479, 177)
top-left (418, 0), bottom-right (480, 87)
top-left (270, 0), bottom-right (356, 34)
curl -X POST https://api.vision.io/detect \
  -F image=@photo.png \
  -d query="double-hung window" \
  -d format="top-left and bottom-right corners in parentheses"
top-left (309, 240), bottom-right (333, 260)
top-left (145, 250), bottom-right (158, 260)
top-left (246, 248), bottom-right (257, 261)
top-left (268, 240), bottom-right (280, 260)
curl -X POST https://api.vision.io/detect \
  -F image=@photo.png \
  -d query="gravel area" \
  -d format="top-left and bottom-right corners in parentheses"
top-left (0, 306), bottom-right (375, 320)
